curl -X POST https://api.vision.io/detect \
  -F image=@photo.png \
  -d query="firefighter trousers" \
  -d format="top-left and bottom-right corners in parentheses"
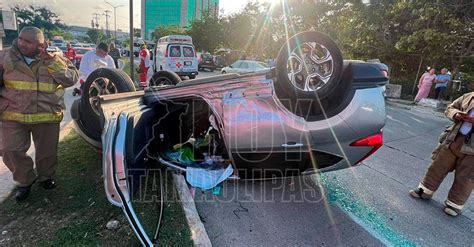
top-left (420, 135), bottom-right (474, 209)
top-left (2, 121), bottom-right (60, 187)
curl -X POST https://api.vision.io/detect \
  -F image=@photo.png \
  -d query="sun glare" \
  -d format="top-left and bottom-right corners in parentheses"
top-left (263, 0), bottom-right (280, 6)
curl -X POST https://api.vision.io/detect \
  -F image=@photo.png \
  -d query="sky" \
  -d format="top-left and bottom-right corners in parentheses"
top-left (1, 0), bottom-right (260, 32)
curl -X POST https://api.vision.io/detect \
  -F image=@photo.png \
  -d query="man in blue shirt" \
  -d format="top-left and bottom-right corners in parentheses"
top-left (434, 68), bottom-right (451, 100)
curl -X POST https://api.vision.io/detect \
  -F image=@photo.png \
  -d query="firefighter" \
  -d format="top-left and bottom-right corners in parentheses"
top-left (0, 26), bottom-right (79, 201)
top-left (410, 91), bottom-right (474, 216)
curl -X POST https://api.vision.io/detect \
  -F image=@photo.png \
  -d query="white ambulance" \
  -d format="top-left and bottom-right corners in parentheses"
top-left (154, 35), bottom-right (199, 79)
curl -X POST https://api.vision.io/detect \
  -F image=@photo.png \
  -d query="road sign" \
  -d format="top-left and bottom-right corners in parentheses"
top-left (2, 10), bottom-right (17, 30)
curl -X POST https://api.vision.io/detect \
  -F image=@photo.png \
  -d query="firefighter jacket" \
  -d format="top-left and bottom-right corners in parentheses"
top-left (0, 41), bottom-right (79, 124)
top-left (436, 92), bottom-right (474, 155)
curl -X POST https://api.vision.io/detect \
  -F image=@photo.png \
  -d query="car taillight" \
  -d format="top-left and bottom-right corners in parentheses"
top-left (381, 70), bottom-right (389, 78)
top-left (165, 49), bottom-right (168, 57)
top-left (350, 131), bottom-right (383, 164)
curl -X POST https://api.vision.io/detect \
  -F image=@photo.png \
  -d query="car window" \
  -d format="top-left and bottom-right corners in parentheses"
top-left (169, 45), bottom-right (181, 57)
top-left (183, 46), bottom-right (194, 57)
top-left (232, 61), bottom-right (242, 68)
top-left (240, 62), bottom-right (249, 69)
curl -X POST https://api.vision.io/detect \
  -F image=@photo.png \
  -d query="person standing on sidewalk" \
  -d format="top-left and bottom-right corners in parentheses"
top-left (0, 26), bottom-right (79, 201)
top-left (433, 68), bottom-right (451, 100)
top-left (409, 91), bottom-right (474, 216)
top-left (139, 43), bottom-right (151, 87)
top-left (108, 42), bottom-right (121, 69)
top-left (414, 68), bottom-right (436, 103)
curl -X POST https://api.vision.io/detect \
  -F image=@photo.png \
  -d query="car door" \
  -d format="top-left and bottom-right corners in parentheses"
top-left (101, 95), bottom-right (157, 246)
top-left (229, 61), bottom-right (242, 73)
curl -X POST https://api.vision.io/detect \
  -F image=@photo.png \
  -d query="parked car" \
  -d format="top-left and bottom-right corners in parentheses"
top-left (198, 52), bottom-right (217, 72)
top-left (45, 46), bottom-right (63, 56)
top-left (221, 60), bottom-right (270, 74)
top-left (74, 47), bottom-right (94, 69)
top-left (70, 31), bottom-right (388, 245)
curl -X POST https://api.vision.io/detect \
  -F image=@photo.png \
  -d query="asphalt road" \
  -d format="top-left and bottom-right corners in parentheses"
top-left (194, 102), bottom-right (474, 246)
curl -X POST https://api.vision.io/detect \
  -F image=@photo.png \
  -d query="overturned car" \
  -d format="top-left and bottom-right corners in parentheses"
top-left (71, 31), bottom-right (388, 245)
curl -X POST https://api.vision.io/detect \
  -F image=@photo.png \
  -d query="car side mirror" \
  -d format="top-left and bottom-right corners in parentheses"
top-left (229, 65), bottom-right (233, 68)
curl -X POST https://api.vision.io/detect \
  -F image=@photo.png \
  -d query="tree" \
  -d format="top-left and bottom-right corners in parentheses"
top-left (151, 25), bottom-right (184, 41)
top-left (186, 12), bottom-right (223, 52)
top-left (86, 29), bottom-right (105, 44)
top-left (12, 5), bottom-right (65, 37)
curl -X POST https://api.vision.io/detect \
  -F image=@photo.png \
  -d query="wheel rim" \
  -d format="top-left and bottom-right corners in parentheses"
top-left (150, 76), bottom-right (174, 87)
top-left (286, 42), bottom-right (334, 92)
top-left (88, 77), bottom-right (119, 115)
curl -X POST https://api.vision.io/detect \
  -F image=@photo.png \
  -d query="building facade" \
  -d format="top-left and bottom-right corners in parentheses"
top-left (141, 0), bottom-right (219, 40)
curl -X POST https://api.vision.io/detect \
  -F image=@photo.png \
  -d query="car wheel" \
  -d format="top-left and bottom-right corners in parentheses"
top-left (149, 70), bottom-right (182, 87)
top-left (222, 70), bottom-right (226, 74)
top-left (189, 75), bottom-right (196, 79)
top-left (276, 31), bottom-right (343, 100)
top-left (78, 68), bottom-right (136, 143)
top-left (210, 68), bottom-right (214, 72)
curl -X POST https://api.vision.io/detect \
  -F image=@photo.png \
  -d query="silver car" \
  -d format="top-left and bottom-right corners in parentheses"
top-left (221, 60), bottom-right (271, 74)
top-left (71, 31), bottom-right (388, 244)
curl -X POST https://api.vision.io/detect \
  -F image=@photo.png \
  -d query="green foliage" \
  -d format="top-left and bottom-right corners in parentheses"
top-left (86, 28), bottom-right (105, 44)
top-left (11, 5), bottom-right (65, 38)
top-left (186, 12), bottom-right (223, 52)
top-left (50, 29), bottom-right (73, 41)
top-left (151, 25), bottom-right (185, 41)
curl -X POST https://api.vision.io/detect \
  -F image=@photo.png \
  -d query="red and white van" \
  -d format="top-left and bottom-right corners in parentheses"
top-left (154, 35), bottom-right (199, 79)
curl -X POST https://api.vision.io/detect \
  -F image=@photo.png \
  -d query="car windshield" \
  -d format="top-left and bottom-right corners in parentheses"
top-left (257, 62), bottom-right (269, 68)
top-left (202, 53), bottom-right (212, 59)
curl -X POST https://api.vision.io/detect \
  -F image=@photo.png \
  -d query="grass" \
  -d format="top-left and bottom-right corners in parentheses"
top-left (121, 58), bottom-right (141, 84)
top-left (0, 131), bottom-right (192, 246)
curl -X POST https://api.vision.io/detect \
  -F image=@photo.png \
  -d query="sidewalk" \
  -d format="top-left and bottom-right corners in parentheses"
top-left (385, 98), bottom-right (451, 118)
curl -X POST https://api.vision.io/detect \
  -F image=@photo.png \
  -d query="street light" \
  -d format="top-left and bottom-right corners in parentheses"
top-left (105, 1), bottom-right (124, 41)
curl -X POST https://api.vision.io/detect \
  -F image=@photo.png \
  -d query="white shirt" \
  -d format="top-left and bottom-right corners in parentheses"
top-left (459, 109), bottom-right (474, 135)
top-left (79, 50), bottom-right (116, 81)
top-left (23, 56), bottom-right (35, 65)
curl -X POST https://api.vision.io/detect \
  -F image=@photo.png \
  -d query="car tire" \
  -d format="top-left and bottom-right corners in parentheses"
top-left (222, 70), bottom-right (226, 74)
top-left (189, 75), bottom-right (196, 79)
top-left (149, 70), bottom-right (182, 87)
top-left (275, 31), bottom-right (343, 100)
top-left (78, 68), bottom-right (136, 143)
top-left (210, 68), bottom-right (214, 72)
top-left (274, 31), bottom-right (348, 120)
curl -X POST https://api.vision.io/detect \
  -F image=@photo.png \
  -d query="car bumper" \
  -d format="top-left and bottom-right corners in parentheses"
top-left (176, 71), bottom-right (199, 77)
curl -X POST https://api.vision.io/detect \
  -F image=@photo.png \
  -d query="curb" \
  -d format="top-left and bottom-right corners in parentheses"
top-left (172, 173), bottom-right (212, 247)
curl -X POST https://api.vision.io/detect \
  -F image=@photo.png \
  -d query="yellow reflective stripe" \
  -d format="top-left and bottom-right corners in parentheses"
top-left (1, 111), bottom-right (63, 123)
top-left (47, 59), bottom-right (66, 74)
top-left (4, 80), bottom-right (61, 93)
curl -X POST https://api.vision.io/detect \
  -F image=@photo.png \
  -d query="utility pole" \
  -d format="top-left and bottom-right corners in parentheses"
top-left (92, 13), bottom-right (101, 29)
top-left (105, 1), bottom-right (124, 42)
top-left (129, 0), bottom-right (134, 80)
top-left (104, 10), bottom-right (112, 38)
